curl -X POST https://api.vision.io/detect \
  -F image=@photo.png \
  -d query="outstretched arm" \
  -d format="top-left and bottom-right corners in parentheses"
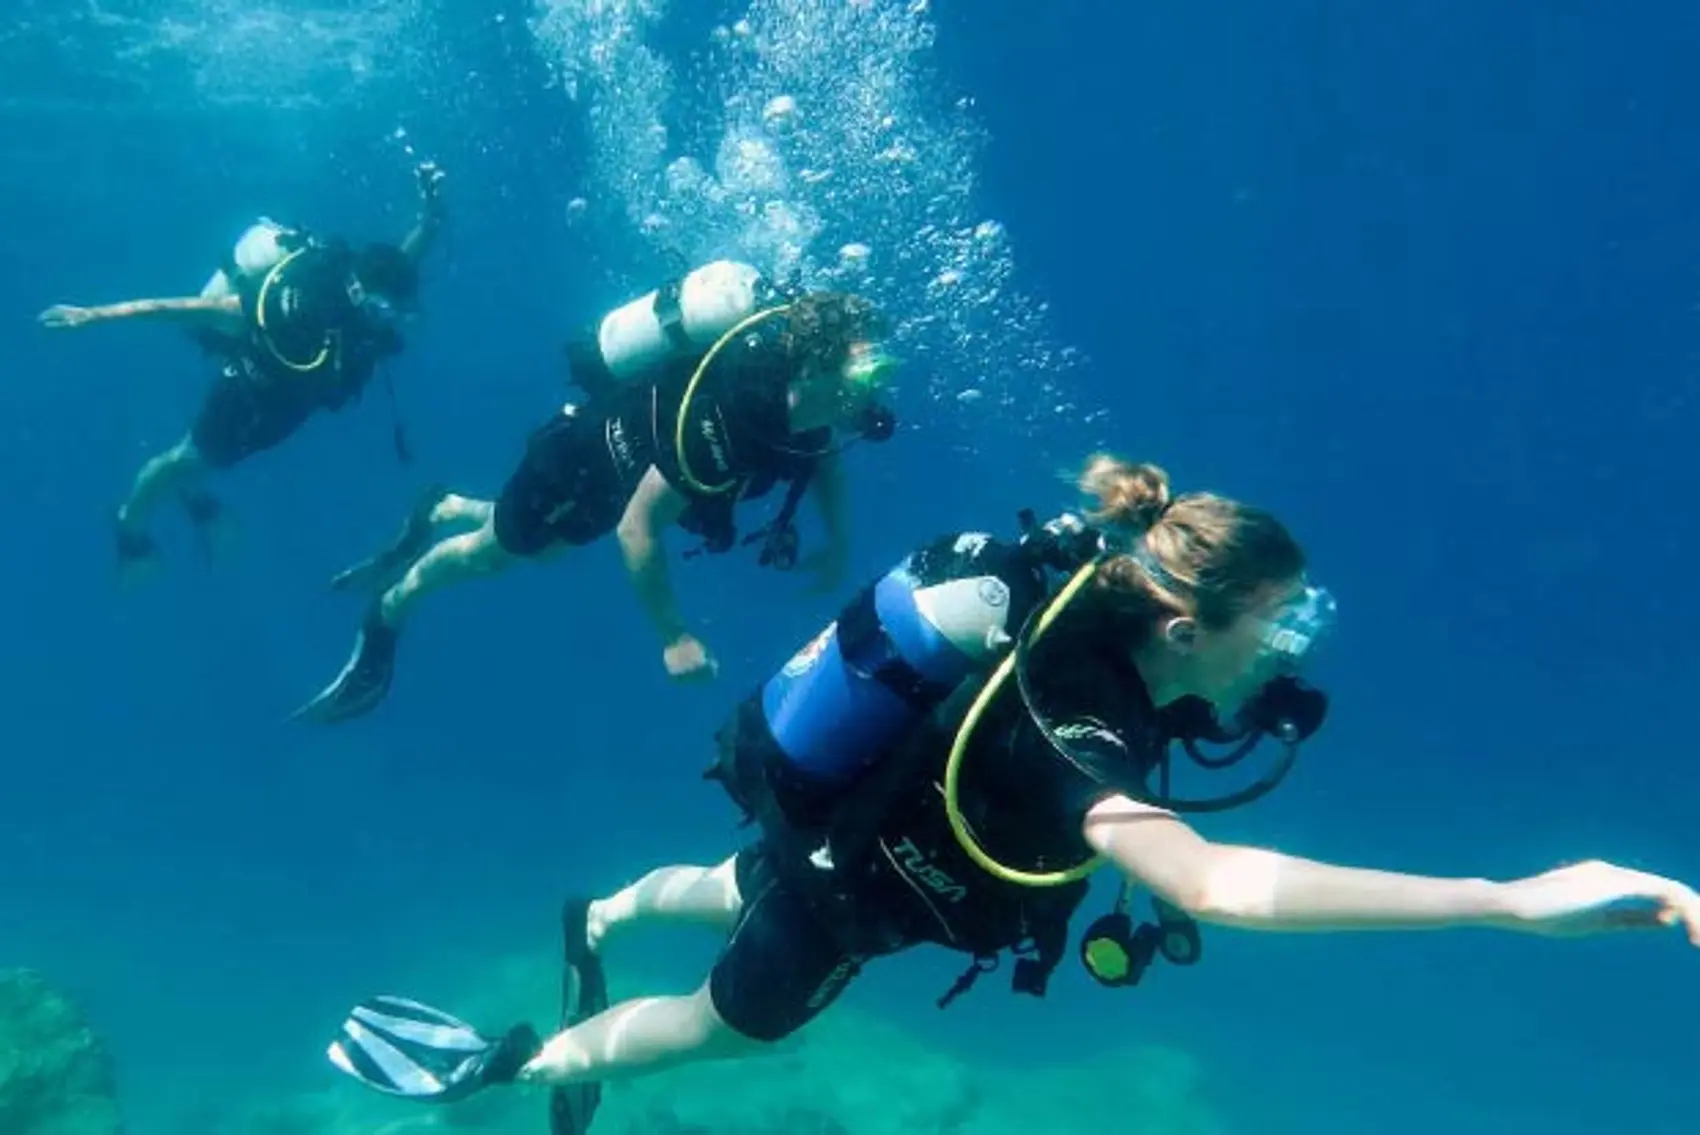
top-left (400, 162), bottom-right (446, 266)
top-left (38, 293), bottom-right (240, 331)
top-left (1083, 793), bottom-right (1700, 942)
top-left (617, 466), bottom-right (695, 649)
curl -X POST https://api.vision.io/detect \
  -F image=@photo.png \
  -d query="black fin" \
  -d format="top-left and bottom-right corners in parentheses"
top-left (292, 606), bottom-right (398, 725)
top-left (548, 898), bottom-right (608, 1135)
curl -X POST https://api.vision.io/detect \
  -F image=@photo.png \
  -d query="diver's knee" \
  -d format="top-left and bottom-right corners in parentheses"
top-left (432, 492), bottom-right (493, 527)
top-left (169, 436), bottom-right (207, 470)
top-left (466, 521), bottom-right (515, 573)
top-left (694, 983), bottom-right (771, 1057)
top-left (708, 857), bottom-right (742, 910)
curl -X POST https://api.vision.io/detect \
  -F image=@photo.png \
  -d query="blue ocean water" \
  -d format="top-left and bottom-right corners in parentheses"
top-left (1, 1), bottom-right (1696, 1133)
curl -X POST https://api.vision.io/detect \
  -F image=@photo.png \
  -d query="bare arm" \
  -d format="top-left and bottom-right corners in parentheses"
top-left (400, 212), bottom-right (441, 266)
top-left (400, 162), bottom-right (446, 267)
top-left (39, 294), bottom-right (241, 331)
top-left (616, 466), bottom-right (694, 647)
top-left (1084, 794), bottom-right (1508, 933)
top-left (1082, 793), bottom-right (1700, 941)
top-left (810, 451), bottom-right (850, 555)
top-left (800, 451), bottom-right (852, 593)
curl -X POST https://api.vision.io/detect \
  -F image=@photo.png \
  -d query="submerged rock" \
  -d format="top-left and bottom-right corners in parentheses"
top-left (0, 969), bottom-right (121, 1135)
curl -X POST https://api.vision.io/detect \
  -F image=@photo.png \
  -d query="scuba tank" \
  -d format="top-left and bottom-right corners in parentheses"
top-left (758, 551), bottom-right (1022, 787)
top-left (579, 260), bottom-right (777, 391)
top-left (198, 218), bottom-right (305, 304)
top-left (186, 218), bottom-right (312, 355)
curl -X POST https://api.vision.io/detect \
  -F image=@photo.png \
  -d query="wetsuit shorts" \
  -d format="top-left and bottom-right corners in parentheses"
top-left (707, 845), bottom-right (868, 1043)
top-left (190, 356), bottom-right (322, 470)
top-left (492, 406), bottom-right (627, 556)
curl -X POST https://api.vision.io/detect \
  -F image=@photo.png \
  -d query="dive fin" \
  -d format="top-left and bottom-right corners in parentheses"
top-left (114, 519), bottom-right (158, 589)
top-left (292, 605), bottom-right (398, 724)
top-left (327, 995), bottom-right (537, 1104)
top-left (330, 484), bottom-right (447, 593)
top-left (549, 898), bottom-right (609, 1135)
top-left (182, 490), bottom-right (236, 562)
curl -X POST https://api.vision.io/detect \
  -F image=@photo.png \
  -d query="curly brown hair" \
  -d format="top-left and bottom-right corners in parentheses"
top-left (777, 292), bottom-right (886, 372)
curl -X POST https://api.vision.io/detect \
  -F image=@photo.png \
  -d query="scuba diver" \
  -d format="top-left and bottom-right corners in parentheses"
top-left (322, 454), bottom-right (1700, 1132)
top-left (293, 262), bottom-right (898, 725)
top-left (36, 162), bottom-right (447, 574)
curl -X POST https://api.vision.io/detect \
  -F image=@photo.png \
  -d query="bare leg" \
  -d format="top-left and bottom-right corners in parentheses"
top-left (117, 436), bottom-right (207, 535)
top-left (586, 859), bottom-right (743, 952)
top-left (331, 491), bottom-right (496, 595)
top-left (428, 493), bottom-right (493, 529)
top-left (299, 495), bottom-right (528, 723)
top-left (519, 979), bottom-right (760, 1087)
top-left (376, 512), bottom-right (515, 629)
top-left (516, 858), bottom-right (754, 1086)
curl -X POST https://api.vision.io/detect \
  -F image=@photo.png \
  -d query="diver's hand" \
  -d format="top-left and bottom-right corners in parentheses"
top-left (38, 304), bottom-right (97, 329)
top-left (663, 633), bottom-right (718, 682)
top-left (1502, 859), bottom-right (1700, 945)
top-left (416, 161), bottom-right (446, 216)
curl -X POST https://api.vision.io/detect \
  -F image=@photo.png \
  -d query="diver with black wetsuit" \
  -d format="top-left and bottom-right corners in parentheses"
top-left (36, 163), bottom-right (446, 575)
top-left (321, 454), bottom-right (1700, 1135)
top-left (294, 287), bottom-right (898, 725)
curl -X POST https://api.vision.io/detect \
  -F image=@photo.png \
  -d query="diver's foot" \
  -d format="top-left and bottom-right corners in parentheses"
top-left (549, 897), bottom-right (608, 1135)
top-left (181, 490), bottom-right (235, 560)
top-left (115, 517), bottom-right (158, 585)
top-left (327, 996), bottom-right (540, 1102)
top-left (291, 605), bottom-right (400, 725)
top-left (329, 483), bottom-right (449, 593)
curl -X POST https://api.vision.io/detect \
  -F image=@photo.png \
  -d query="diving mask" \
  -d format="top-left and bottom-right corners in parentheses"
top-left (842, 341), bottom-right (898, 391)
top-left (1253, 582), bottom-right (1337, 675)
top-left (346, 271), bottom-right (413, 332)
top-left (358, 291), bottom-right (410, 332)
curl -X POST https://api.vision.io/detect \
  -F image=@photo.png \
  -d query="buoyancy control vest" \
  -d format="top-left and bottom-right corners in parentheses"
top-left (709, 508), bottom-right (1329, 1005)
top-left (708, 517), bottom-right (1111, 1001)
top-left (584, 277), bottom-right (893, 571)
top-left (195, 220), bottom-right (413, 461)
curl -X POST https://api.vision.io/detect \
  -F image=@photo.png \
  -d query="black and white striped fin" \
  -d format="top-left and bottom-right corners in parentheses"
top-left (327, 996), bottom-right (492, 1101)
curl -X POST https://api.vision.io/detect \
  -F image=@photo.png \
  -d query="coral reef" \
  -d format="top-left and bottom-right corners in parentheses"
top-left (0, 968), bottom-right (122, 1135)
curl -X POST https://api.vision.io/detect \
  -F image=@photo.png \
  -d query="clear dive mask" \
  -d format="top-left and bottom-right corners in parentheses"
top-left (1123, 538), bottom-right (1338, 677)
top-left (1252, 581), bottom-right (1337, 675)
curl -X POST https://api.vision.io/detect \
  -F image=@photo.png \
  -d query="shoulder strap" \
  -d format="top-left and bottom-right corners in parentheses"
top-left (674, 305), bottom-right (791, 496)
top-left (824, 676), bottom-right (990, 876)
top-left (653, 277), bottom-right (692, 353)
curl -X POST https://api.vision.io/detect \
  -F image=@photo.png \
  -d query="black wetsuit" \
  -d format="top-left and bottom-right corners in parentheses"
top-left (492, 323), bottom-right (827, 557)
top-left (704, 533), bottom-right (1173, 1042)
top-left (191, 245), bottom-right (400, 469)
